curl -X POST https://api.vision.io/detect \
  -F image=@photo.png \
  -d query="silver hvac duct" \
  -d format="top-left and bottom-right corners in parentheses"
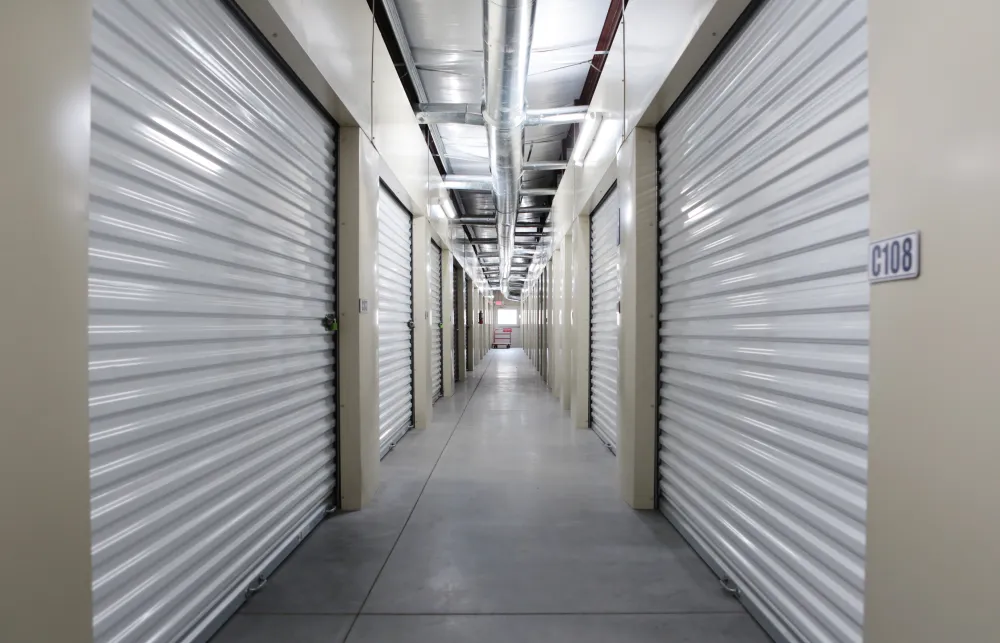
top-left (416, 103), bottom-right (587, 127)
top-left (483, 0), bottom-right (537, 299)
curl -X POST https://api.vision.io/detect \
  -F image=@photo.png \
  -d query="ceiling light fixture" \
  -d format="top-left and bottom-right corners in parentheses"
top-left (442, 198), bottom-right (457, 219)
top-left (428, 201), bottom-right (447, 220)
top-left (571, 111), bottom-right (604, 165)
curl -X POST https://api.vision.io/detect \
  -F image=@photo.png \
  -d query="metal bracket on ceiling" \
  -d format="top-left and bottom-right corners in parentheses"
top-left (414, 103), bottom-right (589, 128)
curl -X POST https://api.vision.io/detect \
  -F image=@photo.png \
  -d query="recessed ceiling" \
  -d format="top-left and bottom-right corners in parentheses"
top-left (384, 0), bottom-right (613, 290)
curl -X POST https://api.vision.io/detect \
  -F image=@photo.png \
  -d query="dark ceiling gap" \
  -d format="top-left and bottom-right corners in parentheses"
top-left (577, 0), bottom-right (627, 107)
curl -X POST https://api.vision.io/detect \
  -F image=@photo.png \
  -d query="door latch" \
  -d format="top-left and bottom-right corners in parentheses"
top-left (407, 320), bottom-right (415, 330)
top-left (321, 314), bottom-right (338, 332)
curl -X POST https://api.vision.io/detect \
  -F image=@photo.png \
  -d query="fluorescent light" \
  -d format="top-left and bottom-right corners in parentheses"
top-left (428, 202), bottom-right (447, 220)
top-left (429, 196), bottom-right (457, 220)
top-left (571, 111), bottom-right (603, 165)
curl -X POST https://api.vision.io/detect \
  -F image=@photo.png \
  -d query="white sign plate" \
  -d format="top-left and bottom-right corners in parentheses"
top-left (359, 298), bottom-right (370, 313)
top-left (868, 231), bottom-right (920, 284)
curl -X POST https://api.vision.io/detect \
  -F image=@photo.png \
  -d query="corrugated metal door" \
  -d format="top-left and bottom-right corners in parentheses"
top-left (589, 189), bottom-right (620, 451)
top-left (88, 1), bottom-right (337, 642)
top-left (377, 188), bottom-right (414, 457)
top-left (430, 241), bottom-right (444, 401)
top-left (656, 1), bottom-right (869, 641)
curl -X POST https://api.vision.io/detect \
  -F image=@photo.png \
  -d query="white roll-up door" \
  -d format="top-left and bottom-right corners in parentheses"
top-left (656, 1), bottom-right (869, 641)
top-left (377, 188), bottom-right (414, 457)
top-left (589, 188), bottom-right (620, 451)
top-left (430, 241), bottom-right (444, 401)
top-left (88, 1), bottom-right (337, 642)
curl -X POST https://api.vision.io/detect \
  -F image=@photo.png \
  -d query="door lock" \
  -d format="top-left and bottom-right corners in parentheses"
top-left (321, 314), bottom-right (338, 332)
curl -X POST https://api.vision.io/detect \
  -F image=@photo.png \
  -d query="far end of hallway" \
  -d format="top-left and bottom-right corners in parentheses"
top-left (212, 349), bottom-right (768, 642)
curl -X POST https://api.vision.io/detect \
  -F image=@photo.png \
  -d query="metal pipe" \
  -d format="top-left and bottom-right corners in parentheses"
top-left (414, 102), bottom-right (486, 126)
top-left (518, 206), bottom-right (550, 213)
top-left (521, 187), bottom-right (558, 196)
top-left (414, 104), bottom-right (587, 128)
top-left (450, 218), bottom-right (496, 225)
top-left (522, 161), bottom-right (567, 172)
top-left (443, 171), bottom-right (562, 190)
top-left (483, 0), bottom-right (537, 300)
top-left (523, 105), bottom-right (589, 126)
top-left (441, 175), bottom-right (494, 191)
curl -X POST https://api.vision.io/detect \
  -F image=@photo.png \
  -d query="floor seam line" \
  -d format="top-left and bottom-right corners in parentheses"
top-left (340, 353), bottom-right (497, 641)
top-left (240, 609), bottom-right (748, 617)
top-left (348, 609), bottom-right (750, 616)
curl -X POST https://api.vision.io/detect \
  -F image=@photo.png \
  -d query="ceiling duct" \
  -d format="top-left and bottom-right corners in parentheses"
top-left (416, 104), bottom-right (586, 128)
top-left (483, 0), bottom-right (537, 300)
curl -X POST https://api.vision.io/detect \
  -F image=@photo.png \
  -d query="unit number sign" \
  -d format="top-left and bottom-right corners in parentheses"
top-left (868, 232), bottom-right (920, 284)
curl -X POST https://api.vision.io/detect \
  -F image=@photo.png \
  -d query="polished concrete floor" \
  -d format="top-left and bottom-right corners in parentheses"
top-left (212, 349), bottom-right (769, 642)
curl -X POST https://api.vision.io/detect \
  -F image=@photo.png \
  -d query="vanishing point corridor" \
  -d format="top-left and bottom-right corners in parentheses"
top-left (212, 350), bottom-right (767, 642)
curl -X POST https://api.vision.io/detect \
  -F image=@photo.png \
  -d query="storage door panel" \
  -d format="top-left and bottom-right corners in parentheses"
top-left (657, 1), bottom-right (869, 641)
top-left (89, 1), bottom-right (337, 641)
top-left (589, 189), bottom-right (620, 451)
top-left (377, 189), bottom-right (414, 457)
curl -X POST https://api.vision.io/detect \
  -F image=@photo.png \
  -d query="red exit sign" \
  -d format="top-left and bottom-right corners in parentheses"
top-left (495, 300), bottom-right (503, 306)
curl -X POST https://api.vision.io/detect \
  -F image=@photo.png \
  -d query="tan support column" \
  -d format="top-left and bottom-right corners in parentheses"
top-left (472, 291), bottom-right (486, 366)
top-left (470, 291), bottom-right (477, 367)
top-left (465, 277), bottom-right (474, 373)
top-left (561, 235), bottom-right (574, 410)
top-left (570, 215), bottom-right (591, 429)
top-left (442, 249), bottom-right (455, 395)
top-left (0, 1), bottom-right (94, 639)
top-left (533, 287), bottom-right (539, 367)
top-left (865, 2), bottom-right (1000, 641)
top-left (337, 127), bottom-right (380, 509)
top-left (412, 216), bottom-right (432, 428)
top-left (455, 265), bottom-right (467, 382)
top-left (489, 299), bottom-right (495, 352)
top-left (550, 247), bottom-right (563, 393)
top-left (616, 127), bottom-right (658, 509)
top-left (554, 251), bottom-right (561, 388)
top-left (529, 291), bottom-right (535, 364)
top-left (523, 296), bottom-right (529, 358)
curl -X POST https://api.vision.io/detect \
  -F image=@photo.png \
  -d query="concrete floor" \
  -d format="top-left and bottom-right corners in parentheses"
top-left (212, 349), bottom-right (769, 642)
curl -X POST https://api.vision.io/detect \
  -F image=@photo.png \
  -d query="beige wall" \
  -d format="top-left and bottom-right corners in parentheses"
top-left (615, 128), bottom-right (659, 509)
top-left (549, 246), bottom-right (564, 394)
top-left (412, 217), bottom-right (433, 428)
top-left (559, 235), bottom-right (574, 410)
top-left (337, 128), bottom-right (382, 510)
top-left (569, 215), bottom-right (592, 430)
top-left (864, 1), bottom-right (1000, 640)
top-left (466, 278), bottom-right (475, 372)
top-left (455, 264), bottom-right (467, 383)
top-left (442, 249), bottom-right (456, 396)
top-left (0, 0), bottom-right (94, 640)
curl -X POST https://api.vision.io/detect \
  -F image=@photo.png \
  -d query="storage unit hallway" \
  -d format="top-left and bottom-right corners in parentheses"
top-left (210, 349), bottom-right (768, 643)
